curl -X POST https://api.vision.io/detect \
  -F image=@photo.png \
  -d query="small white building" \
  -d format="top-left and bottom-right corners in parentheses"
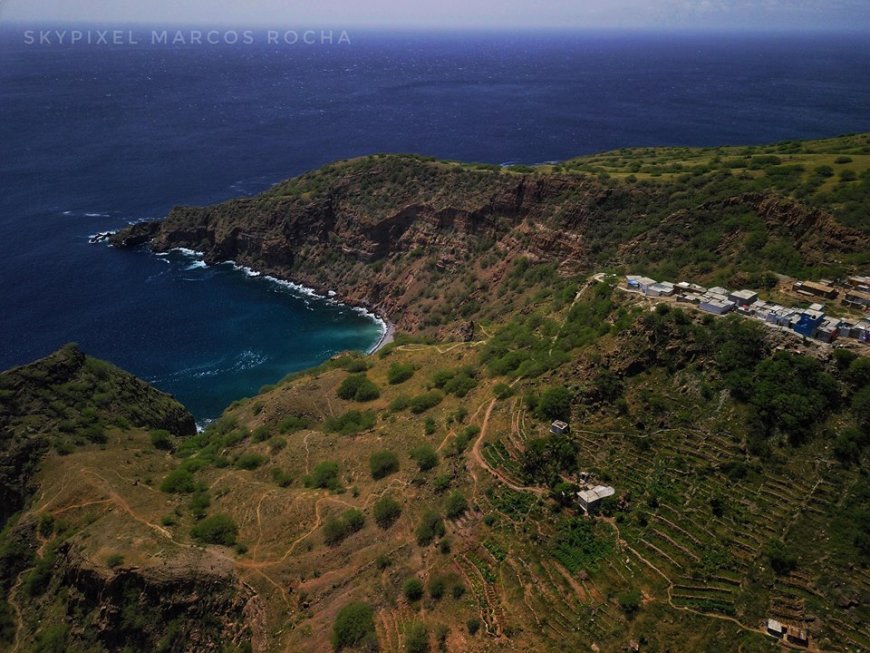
top-left (577, 485), bottom-right (615, 514)
top-left (699, 297), bottom-right (736, 315)
top-left (729, 289), bottom-right (758, 306)
top-left (767, 619), bottom-right (785, 638)
top-left (676, 281), bottom-right (707, 294)
top-left (626, 275), bottom-right (657, 292)
top-left (646, 281), bottom-right (675, 297)
top-left (550, 420), bottom-right (569, 435)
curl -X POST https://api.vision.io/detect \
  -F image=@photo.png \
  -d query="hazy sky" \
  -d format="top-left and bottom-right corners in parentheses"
top-left (2, 0), bottom-right (869, 31)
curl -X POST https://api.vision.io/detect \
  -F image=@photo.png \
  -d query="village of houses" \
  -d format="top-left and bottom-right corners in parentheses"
top-left (623, 273), bottom-right (870, 350)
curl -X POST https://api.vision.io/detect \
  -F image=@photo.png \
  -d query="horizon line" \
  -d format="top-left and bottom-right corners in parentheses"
top-left (1, 20), bottom-right (868, 35)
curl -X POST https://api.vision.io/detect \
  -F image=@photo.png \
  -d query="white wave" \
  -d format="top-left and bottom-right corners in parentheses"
top-left (172, 247), bottom-right (205, 258)
top-left (84, 212), bottom-right (109, 218)
top-left (185, 260), bottom-right (208, 270)
top-left (224, 260), bottom-right (262, 278)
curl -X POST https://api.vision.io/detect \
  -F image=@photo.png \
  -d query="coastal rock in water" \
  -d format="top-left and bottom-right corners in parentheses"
top-left (108, 221), bottom-right (161, 248)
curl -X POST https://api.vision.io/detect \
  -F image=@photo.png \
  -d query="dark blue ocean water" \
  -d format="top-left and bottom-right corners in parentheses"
top-left (1, 28), bottom-right (869, 419)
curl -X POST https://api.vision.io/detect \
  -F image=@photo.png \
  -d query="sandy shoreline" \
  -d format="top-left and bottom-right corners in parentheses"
top-left (369, 320), bottom-right (396, 354)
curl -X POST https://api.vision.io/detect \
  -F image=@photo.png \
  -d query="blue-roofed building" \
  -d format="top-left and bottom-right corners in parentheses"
top-left (792, 310), bottom-right (825, 338)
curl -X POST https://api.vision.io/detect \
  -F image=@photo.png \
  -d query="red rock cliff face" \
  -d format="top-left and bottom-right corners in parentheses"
top-left (134, 163), bottom-right (606, 330)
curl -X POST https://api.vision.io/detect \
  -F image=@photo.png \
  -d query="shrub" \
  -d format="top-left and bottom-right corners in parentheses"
top-left (390, 395), bottom-right (410, 411)
top-left (433, 474), bottom-right (452, 493)
top-left (332, 602), bottom-right (377, 651)
top-left (369, 450), bottom-right (399, 479)
top-left (467, 618), bottom-right (481, 635)
top-left (387, 362), bottom-right (415, 384)
top-left (403, 578), bottom-right (424, 601)
top-left (373, 496), bottom-right (402, 528)
top-left (618, 589), bottom-right (642, 617)
top-left (235, 453), bottom-right (266, 470)
top-left (191, 514), bottom-right (238, 546)
top-left (424, 417), bottom-right (437, 435)
top-left (106, 553), bottom-right (124, 569)
top-left (535, 386), bottom-right (571, 422)
top-left (449, 426), bottom-right (479, 456)
top-left (428, 575), bottom-right (446, 600)
top-left (324, 410), bottom-right (377, 435)
top-left (278, 414), bottom-right (310, 433)
top-left (493, 383), bottom-right (514, 400)
top-left (410, 444), bottom-right (438, 471)
top-left (323, 510), bottom-right (365, 545)
top-left (307, 461), bottom-right (340, 490)
top-left (149, 429), bottom-right (173, 451)
top-left (410, 391), bottom-right (444, 414)
top-left (415, 510), bottom-right (445, 545)
top-left (337, 374), bottom-right (380, 402)
top-left (405, 622), bottom-right (429, 653)
top-left (160, 468), bottom-right (196, 494)
top-left (765, 540), bottom-right (797, 575)
top-left (189, 491), bottom-right (210, 519)
top-left (432, 367), bottom-right (478, 397)
top-left (445, 492), bottom-right (468, 518)
top-left (270, 467), bottom-right (293, 487)
top-left (33, 624), bottom-right (68, 653)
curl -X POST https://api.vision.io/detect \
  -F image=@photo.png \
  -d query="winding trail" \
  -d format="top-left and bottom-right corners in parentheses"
top-left (8, 572), bottom-right (25, 653)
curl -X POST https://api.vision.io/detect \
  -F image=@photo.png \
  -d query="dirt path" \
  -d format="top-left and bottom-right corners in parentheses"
top-left (81, 468), bottom-right (173, 539)
top-left (8, 571), bottom-right (26, 653)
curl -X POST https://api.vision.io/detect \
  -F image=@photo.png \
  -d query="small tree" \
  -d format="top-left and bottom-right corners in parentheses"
top-left (618, 589), bottom-right (642, 617)
top-left (415, 510), bottom-right (445, 545)
top-left (369, 450), bottom-right (399, 479)
top-left (307, 461), bottom-right (341, 490)
top-left (410, 444), bottom-right (438, 471)
top-left (373, 496), bottom-right (402, 529)
top-left (337, 374), bottom-right (380, 402)
top-left (535, 386), bottom-right (571, 422)
top-left (405, 622), bottom-right (429, 653)
top-left (403, 577), bottom-right (424, 602)
top-left (190, 514), bottom-right (238, 546)
top-left (387, 362), bottom-right (415, 384)
top-left (332, 602), bottom-right (376, 652)
top-left (445, 492), bottom-right (468, 519)
top-left (149, 429), bottom-right (173, 451)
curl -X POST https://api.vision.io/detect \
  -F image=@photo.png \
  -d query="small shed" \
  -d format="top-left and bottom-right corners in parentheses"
top-left (577, 485), bottom-right (615, 514)
top-left (550, 420), bottom-right (569, 435)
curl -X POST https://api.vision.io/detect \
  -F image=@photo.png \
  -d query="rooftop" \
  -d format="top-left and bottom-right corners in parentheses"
top-left (578, 485), bottom-right (616, 503)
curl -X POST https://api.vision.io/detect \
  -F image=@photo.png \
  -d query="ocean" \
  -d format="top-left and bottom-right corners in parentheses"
top-left (1, 28), bottom-right (868, 420)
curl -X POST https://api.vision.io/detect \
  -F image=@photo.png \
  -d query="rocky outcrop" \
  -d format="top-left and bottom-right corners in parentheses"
top-left (58, 544), bottom-right (261, 653)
